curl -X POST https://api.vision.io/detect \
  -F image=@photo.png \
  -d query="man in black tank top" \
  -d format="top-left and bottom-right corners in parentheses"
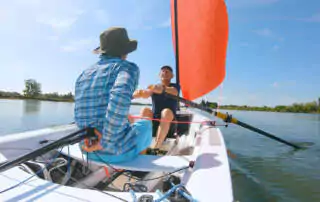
top-left (132, 65), bottom-right (180, 149)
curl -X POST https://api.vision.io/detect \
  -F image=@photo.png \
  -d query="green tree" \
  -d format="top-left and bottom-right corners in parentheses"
top-left (62, 92), bottom-right (74, 100)
top-left (304, 101), bottom-right (318, 113)
top-left (23, 79), bottom-right (41, 97)
top-left (201, 99), bottom-right (206, 106)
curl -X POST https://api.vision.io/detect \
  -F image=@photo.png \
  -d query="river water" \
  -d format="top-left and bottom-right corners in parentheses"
top-left (0, 99), bottom-right (319, 202)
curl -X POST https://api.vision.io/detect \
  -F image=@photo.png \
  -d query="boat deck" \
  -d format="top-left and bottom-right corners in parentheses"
top-left (0, 153), bottom-right (158, 202)
top-left (60, 143), bottom-right (193, 172)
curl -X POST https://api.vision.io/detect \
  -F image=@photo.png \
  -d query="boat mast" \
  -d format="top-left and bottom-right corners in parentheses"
top-left (173, 0), bottom-right (180, 86)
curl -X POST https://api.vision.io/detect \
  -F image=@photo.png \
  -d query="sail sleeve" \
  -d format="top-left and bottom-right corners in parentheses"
top-left (171, 0), bottom-right (229, 100)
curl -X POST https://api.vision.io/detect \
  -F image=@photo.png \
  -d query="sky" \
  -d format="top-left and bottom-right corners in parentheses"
top-left (0, 0), bottom-right (319, 107)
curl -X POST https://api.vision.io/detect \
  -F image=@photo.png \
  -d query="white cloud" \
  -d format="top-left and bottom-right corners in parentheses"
top-left (139, 26), bottom-right (153, 30)
top-left (253, 28), bottom-right (284, 43)
top-left (47, 35), bottom-right (60, 41)
top-left (272, 82), bottom-right (279, 87)
top-left (273, 44), bottom-right (280, 50)
top-left (240, 42), bottom-right (250, 47)
top-left (94, 9), bottom-right (109, 24)
top-left (37, 8), bottom-right (85, 31)
top-left (254, 28), bottom-right (273, 37)
top-left (60, 39), bottom-right (95, 52)
top-left (271, 81), bottom-right (296, 88)
top-left (37, 17), bottom-right (79, 31)
top-left (8, 1), bottom-right (86, 32)
top-left (227, 0), bottom-right (280, 8)
top-left (0, 9), bottom-right (8, 22)
top-left (302, 13), bottom-right (320, 22)
top-left (158, 18), bottom-right (171, 28)
top-left (16, 0), bottom-right (42, 6)
top-left (256, 0), bottom-right (280, 4)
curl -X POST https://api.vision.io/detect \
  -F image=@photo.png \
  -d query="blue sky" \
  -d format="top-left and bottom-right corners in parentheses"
top-left (0, 0), bottom-right (319, 107)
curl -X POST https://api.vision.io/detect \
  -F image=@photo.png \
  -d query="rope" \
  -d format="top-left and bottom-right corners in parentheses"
top-left (128, 182), bottom-right (197, 202)
top-left (156, 182), bottom-right (197, 202)
top-left (0, 147), bottom-right (64, 194)
top-left (54, 167), bottom-right (128, 202)
top-left (129, 115), bottom-right (227, 126)
top-left (129, 189), bottom-right (137, 202)
top-left (154, 184), bottom-right (184, 202)
top-left (67, 145), bottom-right (71, 177)
top-left (93, 152), bottom-right (190, 182)
top-left (217, 83), bottom-right (224, 112)
top-left (0, 149), bottom-right (128, 202)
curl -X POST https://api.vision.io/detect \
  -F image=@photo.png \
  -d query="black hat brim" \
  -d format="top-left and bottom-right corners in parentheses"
top-left (93, 40), bottom-right (137, 55)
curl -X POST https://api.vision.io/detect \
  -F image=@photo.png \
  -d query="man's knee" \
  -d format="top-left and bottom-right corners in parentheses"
top-left (140, 107), bottom-right (153, 118)
top-left (161, 108), bottom-right (174, 121)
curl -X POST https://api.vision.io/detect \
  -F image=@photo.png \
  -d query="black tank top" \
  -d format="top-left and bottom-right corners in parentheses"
top-left (151, 83), bottom-right (180, 118)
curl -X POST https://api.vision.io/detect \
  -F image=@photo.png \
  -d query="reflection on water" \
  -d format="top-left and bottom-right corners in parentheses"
top-left (0, 101), bottom-right (319, 202)
top-left (0, 100), bottom-right (141, 136)
top-left (23, 100), bottom-right (41, 114)
top-left (0, 99), bottom-right (77, 135)
top-left (222, 110), bottom-right (320, 202)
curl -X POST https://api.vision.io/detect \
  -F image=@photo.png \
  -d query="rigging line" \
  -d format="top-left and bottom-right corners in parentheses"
top-left (174, 0), bottom-right (180, 86)
top-left (93, 152), bottom-right (190, 182)
top-left (54, 167), bottom-right (128, 201)
top-left (0, 147), bottom-right (64, 194)
top-left (129, 115), bottom-right (227, 126)
top-left (0, 147), bottom-right (34, 151)
top-left (67, 145), bottom-right (71, 177)
top-left (217, 83), bottom-right (224, 113)
top-left (1, 148), bottom-right (128, 201)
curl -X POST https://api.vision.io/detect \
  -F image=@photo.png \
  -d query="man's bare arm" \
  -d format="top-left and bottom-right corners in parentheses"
top-left (164, 86), bottom-right (178, 96)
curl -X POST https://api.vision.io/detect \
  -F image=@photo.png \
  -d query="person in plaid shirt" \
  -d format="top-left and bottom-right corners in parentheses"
top-left (74, 27), bottom-right (153, 163)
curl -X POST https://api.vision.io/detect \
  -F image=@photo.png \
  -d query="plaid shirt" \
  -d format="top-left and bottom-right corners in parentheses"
top-left (74, 55), bottom-right (139, 155)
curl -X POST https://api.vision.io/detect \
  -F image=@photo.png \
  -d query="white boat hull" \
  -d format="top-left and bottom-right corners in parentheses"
top-left (0, 110), bottom-right (233, 201)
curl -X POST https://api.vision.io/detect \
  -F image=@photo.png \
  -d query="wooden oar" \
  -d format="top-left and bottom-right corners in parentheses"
top-left (164, 93), bottom-right (302, 150)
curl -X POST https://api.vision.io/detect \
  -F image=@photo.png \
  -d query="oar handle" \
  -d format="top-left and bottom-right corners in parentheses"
top-left (164, 92), bottom-right (302, 150)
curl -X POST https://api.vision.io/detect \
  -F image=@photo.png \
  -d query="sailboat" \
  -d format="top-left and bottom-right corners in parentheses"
top-left (0, 0), bottom-right (301, 201)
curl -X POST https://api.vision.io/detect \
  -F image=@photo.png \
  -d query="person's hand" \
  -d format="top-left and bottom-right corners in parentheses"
top-left (133, 90), bottom-right (143, 98)
top-left (128, 114), bottom-right (135, 123)
top-left (82, 129), bottom-right (103, 152)
top-left (140, 89), bottom-right (152, 98)
top-left (148, 84), bottom-right (164, 94)
top-left (82, 142), bottom-right (103, 152)
top-left (133, 89), bottom-right (152, 99)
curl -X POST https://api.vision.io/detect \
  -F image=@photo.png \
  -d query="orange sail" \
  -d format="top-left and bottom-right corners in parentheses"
top-left (170, 0), bottom-right (229, 100)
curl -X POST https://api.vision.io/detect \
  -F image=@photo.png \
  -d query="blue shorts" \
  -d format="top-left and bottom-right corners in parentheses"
top-left (83, 119), bottom-right (152, 164)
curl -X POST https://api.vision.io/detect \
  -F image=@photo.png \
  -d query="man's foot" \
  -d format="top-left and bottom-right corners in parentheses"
top-left (139, 149), bottom-right (147, 155)
top-left (146, 148), bottom-right (167, 156)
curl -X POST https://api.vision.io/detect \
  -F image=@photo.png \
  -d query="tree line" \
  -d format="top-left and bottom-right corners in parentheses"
top-left (201, 99), bottom-right (320, 114)
top-left (0, 79), bottom-right (152, 104)
top-left (0, 79), bottom-right (74, 102)
top-left (1, 79), bottom-right (319, 113)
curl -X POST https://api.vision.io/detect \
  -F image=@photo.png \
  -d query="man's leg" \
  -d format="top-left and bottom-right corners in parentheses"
top-left (154, 108), bottom-right (174, 149)
top-left (138, 107), bottom-right (153, 154)
top-left (140, 107), bottom-right (153, 119)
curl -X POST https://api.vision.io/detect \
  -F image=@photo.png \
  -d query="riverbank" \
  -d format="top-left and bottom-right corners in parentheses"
top-left (1, 91), bottom-right (319, 113)
top-left (0, 97), bottom-right (151, 106)
top-left (0, 96), bottom-right (74, 103)
top-left (0, 90), bottom-right (74, 103)
top-left (218, 103), bottom-right (320, 114)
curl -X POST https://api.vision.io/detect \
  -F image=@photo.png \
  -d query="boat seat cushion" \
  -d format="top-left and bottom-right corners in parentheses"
top-left (61, 143), bottom-right (191, 172)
